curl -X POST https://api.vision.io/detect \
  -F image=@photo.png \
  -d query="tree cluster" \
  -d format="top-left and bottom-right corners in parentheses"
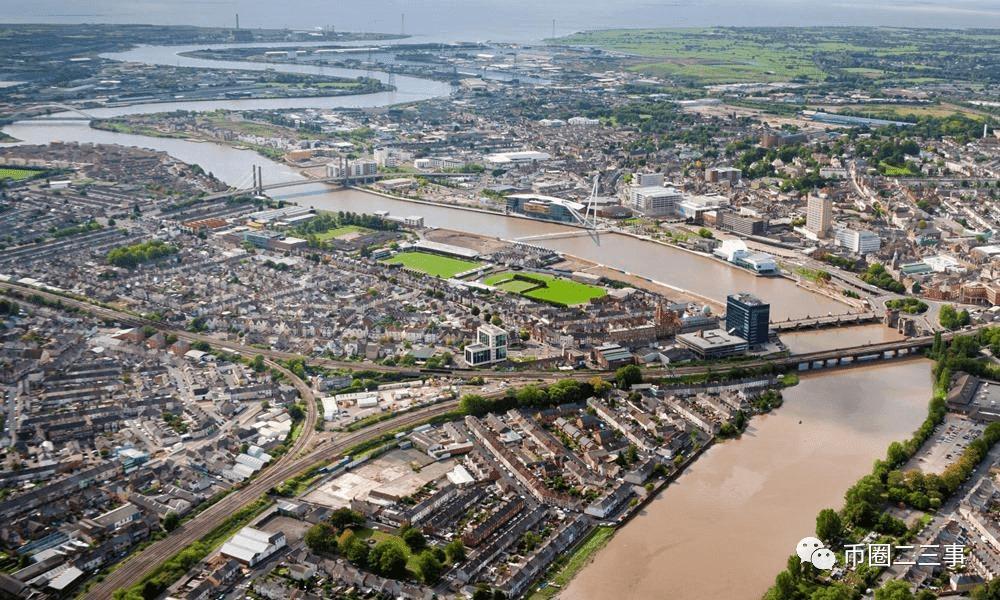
top-left (305, 511), bottom-right (463, 585)
top-left (885, 298), bottom-right (928, 314)
top-left (106, 239), bottom-right (179, 269)
top-left (938, 304), bottom-right (970, 329)
top-left (304, 508), bottom-right (365, 555)
top-left (0, 299), bottom-right (19, 317)
top-left (614, 365), bottom-right (643, 390)
top-left (859, 263), bottom-right (906, 293)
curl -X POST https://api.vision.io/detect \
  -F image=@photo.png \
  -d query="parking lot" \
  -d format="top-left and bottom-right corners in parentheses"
top-left (907, 414), bottom-right (984, 475)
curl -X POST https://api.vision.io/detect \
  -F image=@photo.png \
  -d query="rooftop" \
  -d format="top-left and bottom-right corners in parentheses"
top-left (676, 329), bottom-right (749, 352)
top-left (727, 292), bottom-right (767, 307)
top-left (507, 193), bottom-right (585, 212)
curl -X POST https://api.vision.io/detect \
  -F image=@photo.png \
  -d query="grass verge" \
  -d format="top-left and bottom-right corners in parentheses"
top-left (527, 525), bottom-right (615, 600)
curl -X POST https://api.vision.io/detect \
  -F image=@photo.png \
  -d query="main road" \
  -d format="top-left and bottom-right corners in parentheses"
top-left (83, 393), bottom-right (461, 599)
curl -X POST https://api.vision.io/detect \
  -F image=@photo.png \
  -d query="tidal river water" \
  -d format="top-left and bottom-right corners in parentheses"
top-left (562, 359), bottom-right (933, 600)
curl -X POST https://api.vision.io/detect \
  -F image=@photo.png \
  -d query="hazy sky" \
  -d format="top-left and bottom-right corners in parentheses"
top-left (8, 0), bottom-right (1000, 41)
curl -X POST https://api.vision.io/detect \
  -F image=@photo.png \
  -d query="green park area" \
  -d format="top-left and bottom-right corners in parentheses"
top-left (485, 272), bottom-right (606, 306)
top-left (0, 167), bottom-right (40, 181)
top-left (364, 528), bottom-right (426, 574)
top-left (314, 225), bottom-right (372, 241)
top-left (383, 251), bottom-right (482, 278)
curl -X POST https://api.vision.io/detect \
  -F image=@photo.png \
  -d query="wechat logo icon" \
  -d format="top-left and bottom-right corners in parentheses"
top-left (797, 537), bottom-right (836, 570)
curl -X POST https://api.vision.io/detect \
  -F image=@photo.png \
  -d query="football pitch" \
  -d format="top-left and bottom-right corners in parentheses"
top-left (383, 251), bottom-right (482, 278)
top-left (0, 167), bottom-right (40, 181)
top-left (485, 272), bottom-right (606, 305)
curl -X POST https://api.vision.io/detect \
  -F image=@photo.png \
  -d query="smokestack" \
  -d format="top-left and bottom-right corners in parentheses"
top-left (236, 13), bottom-right (240, 29)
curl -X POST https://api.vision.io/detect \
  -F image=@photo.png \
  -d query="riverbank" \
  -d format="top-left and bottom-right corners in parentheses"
top-left (307, 183), bottom-right (849, 319)
top-left (180, 48), bottom-right (461, 84)
top-left (560, 360), bottom-right (933, 600)
top-left (617, 227), bottom-right (858, 311)
top-left (343, 184), bottom-right (818, 313)
top-left (528, 427), bottom-right (720, 600)
top-left (527, 379), bottom-right (786, 598)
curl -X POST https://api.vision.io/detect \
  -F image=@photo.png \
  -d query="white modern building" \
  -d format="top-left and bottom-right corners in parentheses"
top-left (677, 195), bottom-right (730, 220)
top-left (629, 186), bottom-right (684, 217)
top-left (464, 324), bottom-right (508, 366)
top-left (677, 329), bottom-right (749, 359)
top-left (924, 254), bottom-right (965, 274)
top-left (484, 151), bottom-right (551, 166)
top-left (374, 147), bottom-right (412, 168)
top-left (713, 239), bottom-right (778, 275)
top-left (834, 228), bottom-right (882, 254)
top-left (321, 397), bottom-right (340, 421)
top-left (414, 156), bottom-right (466, 170)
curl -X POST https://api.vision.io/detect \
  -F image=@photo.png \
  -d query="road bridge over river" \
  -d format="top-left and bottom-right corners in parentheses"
top-left (771, 312), bottom-right (880, 332)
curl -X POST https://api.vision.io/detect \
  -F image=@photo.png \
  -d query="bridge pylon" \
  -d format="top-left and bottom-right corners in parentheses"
top-left (251, 165), bottom-right (263, 196)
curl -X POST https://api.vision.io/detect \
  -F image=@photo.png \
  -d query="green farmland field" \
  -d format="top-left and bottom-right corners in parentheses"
top-left (485, 272), bottom-right (606, 306)
top-left (383, 251), bottom-right (481, 278)
top-left (553, 28), bottom-right (826, 83)
top-left (551, 27), bottom-right (1000, 86)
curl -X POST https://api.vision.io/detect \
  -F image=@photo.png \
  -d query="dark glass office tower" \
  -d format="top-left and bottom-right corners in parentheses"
top-left (726, 292), bottom-right (770, 346)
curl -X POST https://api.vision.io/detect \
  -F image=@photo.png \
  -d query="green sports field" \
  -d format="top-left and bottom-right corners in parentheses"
top-left (314, 225), bottom-right (371, 241)
top-left (383, 251), bottom-right (481, 278)
top-left (485, 272), bottom-right (606, 306)
top-left (496, 279), bottom-right (538, 294)
top-left (0, 167), bottom-right (39, 181)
